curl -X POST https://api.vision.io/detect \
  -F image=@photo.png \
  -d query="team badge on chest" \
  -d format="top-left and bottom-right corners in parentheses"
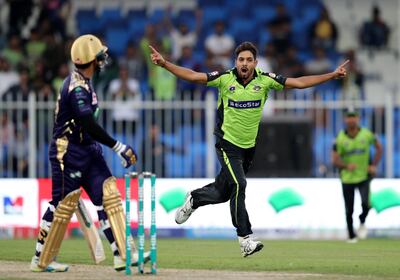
top-left (253, 85), bottom-right (261, 91)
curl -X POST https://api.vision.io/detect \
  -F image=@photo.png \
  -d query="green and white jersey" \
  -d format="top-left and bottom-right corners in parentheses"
top-left (207, 68), bottom-right (286, 148)
top-left (333, 128), bottom-right (376, 184)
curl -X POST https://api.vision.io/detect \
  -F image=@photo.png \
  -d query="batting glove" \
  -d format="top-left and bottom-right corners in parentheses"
top-left (112, 141), bottom-right (137, 168)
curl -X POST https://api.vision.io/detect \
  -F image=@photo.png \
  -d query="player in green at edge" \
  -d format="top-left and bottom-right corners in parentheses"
top-left (150, 42), bottom-right (349, 257)
top-left (332, 109), bottom-right (382, 243)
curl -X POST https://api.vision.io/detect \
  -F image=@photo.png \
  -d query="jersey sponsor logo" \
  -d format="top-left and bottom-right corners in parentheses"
top-left (229, 85), bottom-right (236, 91)
top-left (344, 148), bottom-right (366, 155)
top-left (228, 99), bottom-right (261, 109)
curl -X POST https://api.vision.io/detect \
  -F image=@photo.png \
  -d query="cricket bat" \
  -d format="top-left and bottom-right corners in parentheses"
top-left (76, 198), bottom-right (106, 264)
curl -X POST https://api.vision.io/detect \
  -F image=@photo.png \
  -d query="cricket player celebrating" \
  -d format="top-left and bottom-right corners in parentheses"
top-left (30, 34), bottom-right (148, 272)
top-left (150, 41), bottom-right (348, 257)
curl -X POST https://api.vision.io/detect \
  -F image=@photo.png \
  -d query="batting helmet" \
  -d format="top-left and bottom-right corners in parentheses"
top-left (71, 34), bottom-right (108, 67)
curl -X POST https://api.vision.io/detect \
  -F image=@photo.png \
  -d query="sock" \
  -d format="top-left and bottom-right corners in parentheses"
top-left (34, 205), bottom-right (54, 258)
top-left (98, 208), bottom-right (119, 256)
top-left (238, 235), bottom-right (249, 244)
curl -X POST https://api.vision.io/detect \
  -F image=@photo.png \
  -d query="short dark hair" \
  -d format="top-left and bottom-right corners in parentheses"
top-left (235, 42), bottom-right (258, 59)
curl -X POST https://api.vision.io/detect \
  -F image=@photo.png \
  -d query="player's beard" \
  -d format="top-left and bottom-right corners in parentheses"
top-left (346, 122), bottom-right (359, 131)
top-left (239, 67), bottom-right (249, 80)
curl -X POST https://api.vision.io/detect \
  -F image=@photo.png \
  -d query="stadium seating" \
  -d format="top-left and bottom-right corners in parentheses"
top-left (105, 27), bottom-right (130, 57)
top-left (229, 19), bottom-right (258, 45)
top-left (202, 6), bottom-right (227, 26)
top-left (76, 9), bottom-right (99, 35)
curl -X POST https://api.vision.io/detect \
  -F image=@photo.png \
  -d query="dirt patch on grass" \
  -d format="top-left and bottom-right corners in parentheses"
top-left (0, 260), bottom-right (381, 280)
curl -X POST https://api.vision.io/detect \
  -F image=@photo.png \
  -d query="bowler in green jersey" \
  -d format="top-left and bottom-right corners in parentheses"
top-left (332, 109), bottom-right (382, 242)
top-left (150, 42), bottom-right (349, 257)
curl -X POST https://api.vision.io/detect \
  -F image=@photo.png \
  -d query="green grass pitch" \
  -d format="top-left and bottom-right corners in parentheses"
top-left (0, 238), bottom-right (399, 278)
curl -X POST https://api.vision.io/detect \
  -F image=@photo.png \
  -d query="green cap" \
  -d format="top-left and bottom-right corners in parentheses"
top-left (345, 108), bottom-right (359, 117)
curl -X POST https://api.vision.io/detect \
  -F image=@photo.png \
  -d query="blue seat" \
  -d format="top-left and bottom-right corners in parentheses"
top-left (394, 108), bottom-right (400, 129)
top-left (99, 9), bottom-right (123, 28)
top-left (177, 124), bottom-right (203, 142)
top-left (299, 0), bottom-right (321, 6)
top-left (187, 142), bottom-right (207, 177)
top-left (394, 151), bottom-right (400, 177)
top-left (292, 18), bottom-right (311, 50)
top-left (229, 19), bottom-right (258, 44)
top-left (297, 50), bottom-right (313, 63)
top-left (282, 0), bottom-right (301, 17)
top-left (76, 9), bottom-right (99, 34)
top-left (199, 0), bottom-right (224, 7)
top-left (148, 9), bottom-right (166, 24)
top-left (160, 133), bottom-right (180, 148)
top-left (301, 4), bottom-right (321, 24)
top-left (128, 17), bottom-right (147, 41)
top-left (258, 30), bottom-right (272, 47)
top-left (105, 27), bottom-right (130, 57)
top-left (193, 50), bottom-right (205, 62)
top-left (224, 0), bottom-right (247, 9)
top-left (126, 9), bottom-right (147, 20)
top-left (40, 143), bottom-right (50, 177)
top-left (175, 15), bottom-right (196, 32)
top-left (377, 134), bottom-right (386, 175)
top-left (177, 9), bottom-right (196, 21)
top-left (165, 153), bottom-right (192, 178)
top-left (252, 5), bottom-right (277, 25)
top-left (360, 107), bottom-right (373, 127)
top-left (202, 6), bottom-right (227, 25)
top-left (252, 0), bottom-right (280, 5)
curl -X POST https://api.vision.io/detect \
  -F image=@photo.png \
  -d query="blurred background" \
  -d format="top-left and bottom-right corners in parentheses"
top-left (0, 0), bottom-right (398, 179)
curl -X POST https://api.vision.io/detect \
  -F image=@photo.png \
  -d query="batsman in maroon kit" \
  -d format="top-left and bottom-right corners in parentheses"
top-left (30, 34), bottom-right (148, 272)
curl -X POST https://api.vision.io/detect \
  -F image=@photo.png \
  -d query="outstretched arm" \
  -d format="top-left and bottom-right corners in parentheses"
top-left (149, 45), bottom-right (207, 84)
top-left (285, 60), bottom-right (349, 89)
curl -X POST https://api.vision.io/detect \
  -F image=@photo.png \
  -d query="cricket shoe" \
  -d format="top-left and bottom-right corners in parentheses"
top-left (175, 192), bottom-right (195, 224)
top-left (346, 237), bottom-right (358, 244)
top-left (239, 236), bottom-right (264, 257)
top-left (357, 224), bottom-right (368, 240)
top-left (30, 256), bottom-right (69, 272)
top-left (114, 251), bottom-right (151, 271)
